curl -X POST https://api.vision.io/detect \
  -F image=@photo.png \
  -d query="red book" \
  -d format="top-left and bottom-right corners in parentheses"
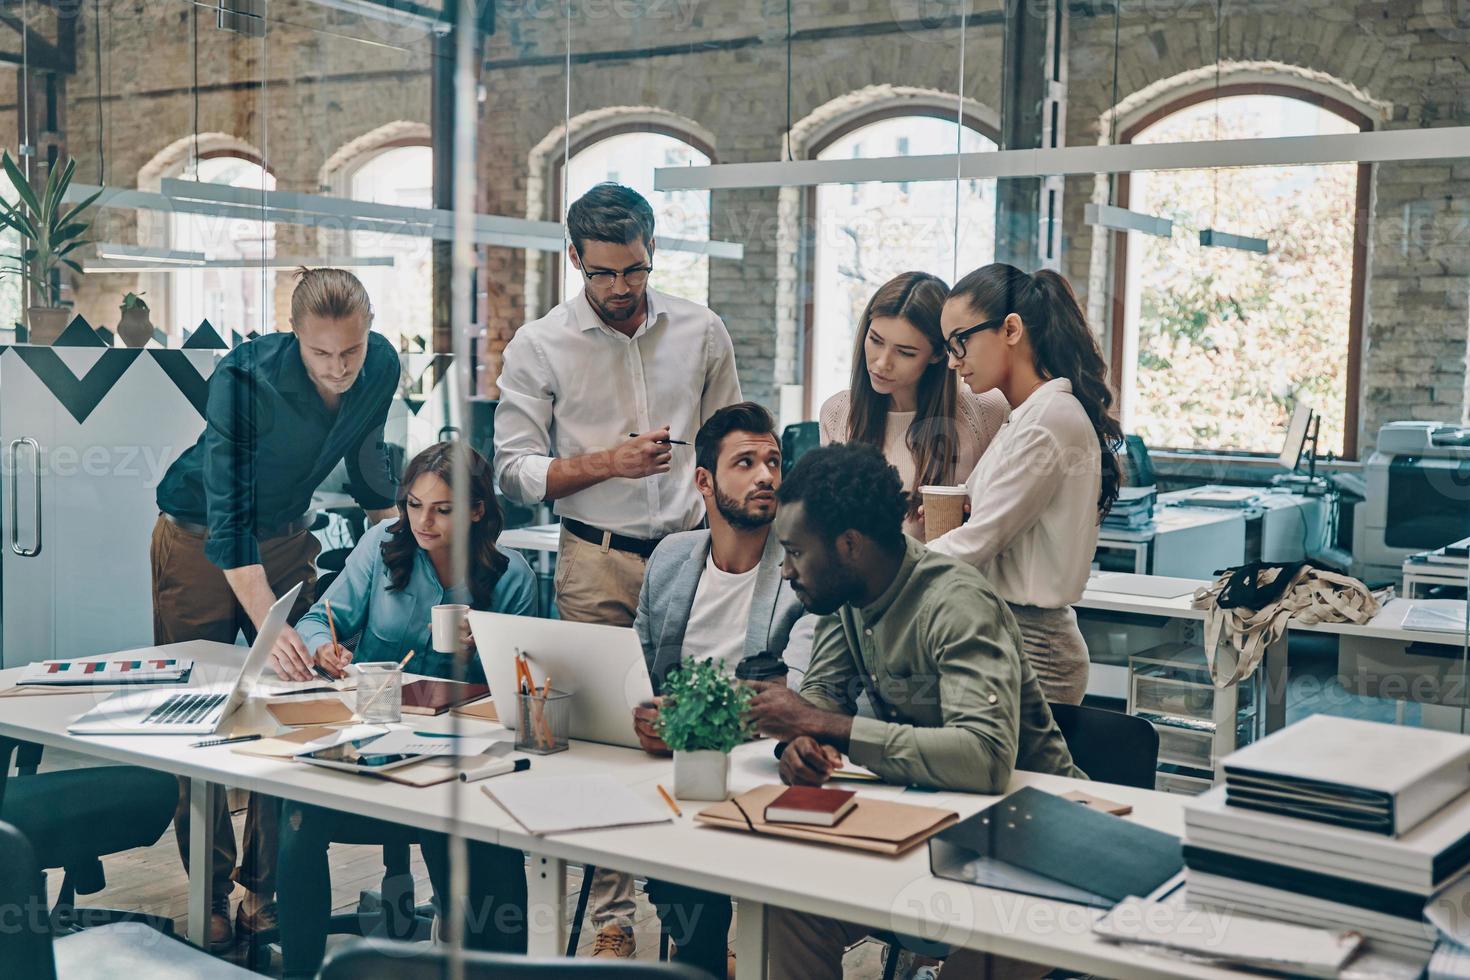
top-left (764, 786), bottom-right (858, 827)
top-left (399, 679), bottom-right (491, 717)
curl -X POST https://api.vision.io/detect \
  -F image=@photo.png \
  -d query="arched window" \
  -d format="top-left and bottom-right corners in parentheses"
top-left (1112, 86), bottom-right (1371, 457)
top-left (555, 129), bottom-right (711, 307)
top-left (807, 114), bottom-right (997, 412)
top-left (168, 154), bottom-right (277, 337)
top-left (348, 143), bottom-right (432, 352)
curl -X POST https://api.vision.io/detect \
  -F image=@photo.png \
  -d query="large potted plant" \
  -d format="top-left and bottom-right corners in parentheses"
top-left (656, 659), bottom-right (754, 801)
top-left (0, 151), bottom-right (101, 344)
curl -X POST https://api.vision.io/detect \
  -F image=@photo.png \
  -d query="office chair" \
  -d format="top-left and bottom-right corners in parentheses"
top-left (780, 421), bottom-right (820, 478)
top-left (1048, 702), bottom-right (1160, 789)
top-left (1123, 434), bottom-right (1156, 489)
top-left (0, 736), bottom-right (178, 936)
top-left (0, 819), bottom-right (256, 980)
top-left (321, 937), bottom-right (710, 979)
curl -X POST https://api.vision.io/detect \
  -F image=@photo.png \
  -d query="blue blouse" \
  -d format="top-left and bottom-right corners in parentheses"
top-left (297, 520), bottom-right (536, 683)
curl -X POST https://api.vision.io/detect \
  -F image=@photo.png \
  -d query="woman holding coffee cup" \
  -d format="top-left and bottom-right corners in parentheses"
top-left (818, 270), bottom-right (1007, 540)
top-left (927, 264), bottom-right (1122, 705)
top-left (285, 441), bottom-right (536, 685)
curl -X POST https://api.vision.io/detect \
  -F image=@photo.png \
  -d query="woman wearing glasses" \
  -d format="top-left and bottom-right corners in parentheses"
top-left (928, 263), bottom-right (1122, 705)
top-left (818, 271), bottom-right (1007, 540)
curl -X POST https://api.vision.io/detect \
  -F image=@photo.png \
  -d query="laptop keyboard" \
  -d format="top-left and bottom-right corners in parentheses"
top-left (142, 692), bottom-right (227, 726)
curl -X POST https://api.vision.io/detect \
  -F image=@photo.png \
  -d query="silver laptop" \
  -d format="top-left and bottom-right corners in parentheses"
top-left (468, 611), bottom-right (654, 749)
top-left (68, 582), bottom-right (304, 736)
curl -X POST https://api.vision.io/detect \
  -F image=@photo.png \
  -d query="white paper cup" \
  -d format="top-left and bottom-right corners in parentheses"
top-left (920, 485), bottom-right (969, 542)
top-left (431, 603), bottom-right (471, 653)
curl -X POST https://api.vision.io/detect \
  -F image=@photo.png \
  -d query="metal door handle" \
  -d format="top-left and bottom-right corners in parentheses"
top-left (9, 437), bottom-right (40, 557)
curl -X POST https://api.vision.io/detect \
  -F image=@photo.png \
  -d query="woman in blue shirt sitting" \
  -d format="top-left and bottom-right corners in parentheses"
top-left (276, 441), bottom-right (533, 979)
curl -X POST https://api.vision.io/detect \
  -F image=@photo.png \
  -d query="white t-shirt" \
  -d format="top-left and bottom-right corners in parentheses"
top-left (682, 553), bottom-right (761, 668)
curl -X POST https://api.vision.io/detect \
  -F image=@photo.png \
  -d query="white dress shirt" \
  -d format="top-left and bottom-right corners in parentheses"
top-left (493, 287), bottom-right (743, 539)
top-left (928, 378), bottom-right (1101, 608)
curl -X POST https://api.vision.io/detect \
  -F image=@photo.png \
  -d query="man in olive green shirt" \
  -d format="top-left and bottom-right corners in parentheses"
top-left (747, 443), bottom-right (1081, 980)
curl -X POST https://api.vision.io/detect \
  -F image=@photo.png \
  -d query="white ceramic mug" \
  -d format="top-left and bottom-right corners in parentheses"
top-left (431, 603), bottom-right (471, 653)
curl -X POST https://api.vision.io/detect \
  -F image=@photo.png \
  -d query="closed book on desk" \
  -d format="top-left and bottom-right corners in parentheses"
top-left (696, 785), bottom-right (956, 855)
top-left (1182, 845), bottom-right (1427, 920)
top-left (1222, 715), bottom-right (1470, 836)
top-left (400, 680), bottom-right (491, 717)
top-left (765, 786), bottom-right (856, 826)
top-left (929, 786), bottom-right (1183, 908)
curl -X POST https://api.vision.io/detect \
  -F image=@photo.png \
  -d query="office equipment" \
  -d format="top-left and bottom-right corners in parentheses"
top-left (928, 786), bottom-right (1183, 906)
top-left (1221, 715), bottom-right (1470, 836)
top-left (515, 688), bottom-right (571, 754)
top-left (1093, 895), bottom-right (1363, 978)
top-left (483, 775), bottom-right (671, 835)
top-left (1102, 486), bottom-right (1156, 531)
top-left (66, 582), bottom-right (302, 735)
top-left (1356, 422), bottom-right (1470, 583)
top-left (355, 660), bottom-right (405, 722)
top-left (458, 752), bottom-right (531, 784)
top-left (765, 786), bottom-right (857, 826)
top-left (1122, 434), bottom-right (1156, 489)
top-left (400, 678), bottom-right (490, 716)
top-left (1278, 402), bottom-right (1318, 475)
top-left (701, 784), bottom-right (956, 855)
top-left (18, 657), bottom-right (192, 686)
top-left (470, 611), bottom-right (654, 749)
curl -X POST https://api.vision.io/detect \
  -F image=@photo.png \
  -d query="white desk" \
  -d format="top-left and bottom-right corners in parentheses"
top-left (0, 640), bottom-right (1285, 980)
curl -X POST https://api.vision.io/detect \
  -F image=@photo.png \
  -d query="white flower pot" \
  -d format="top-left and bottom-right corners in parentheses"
top-left (673, 749), bottom-right (730, 802)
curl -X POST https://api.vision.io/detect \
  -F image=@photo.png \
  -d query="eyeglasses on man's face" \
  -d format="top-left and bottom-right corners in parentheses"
top-left (943, 315), bottom-right (1007, 360)
top-left (581, 264), bottom-right (653, 288)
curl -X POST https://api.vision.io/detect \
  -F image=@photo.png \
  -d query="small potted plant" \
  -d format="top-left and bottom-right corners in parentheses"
top-left (117, 291), bottom-right (153, 348)
top-left (656, 659), bottom-right (754, 801)
top-left (0, 151), bottom-right (101, 344)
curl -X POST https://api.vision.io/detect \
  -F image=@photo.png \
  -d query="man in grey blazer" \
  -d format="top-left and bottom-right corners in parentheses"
top-left (629, 401), bottom-right (813, 980)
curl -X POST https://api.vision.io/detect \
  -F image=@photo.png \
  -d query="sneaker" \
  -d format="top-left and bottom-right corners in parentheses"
top-left (590, 924), bottom-right (636, 958)
top-left (235, 890), bottom-right (278, 942)
top-left (206, 896), bottom-right (233, 952)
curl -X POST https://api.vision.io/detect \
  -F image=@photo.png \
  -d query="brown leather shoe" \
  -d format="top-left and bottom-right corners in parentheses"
top-left (206, 896), bottom-right (233, 952)
top-left (667, 941), bottom-right (736, 979)
top-left (234, 890), bottom-right (277, 942)
top-left (590, 924), bottom-right (635, 958)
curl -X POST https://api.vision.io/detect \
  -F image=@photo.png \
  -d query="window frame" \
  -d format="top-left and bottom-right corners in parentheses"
top-left (1108, 82), bottom-right (1373, 460)
top-left (547, 122), bottom-right (717, 308)
top-left (343, 138), bottom-right (434, 351)
top-left (800, 105), bottom-right (1000, 418)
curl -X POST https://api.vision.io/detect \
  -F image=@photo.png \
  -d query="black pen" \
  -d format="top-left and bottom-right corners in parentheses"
top-left (192, 734), bottom-right (262, 749)
top-left (629, 432), bottom-right (690, 445)
top-left (313, 665), bottom-right (341, 683)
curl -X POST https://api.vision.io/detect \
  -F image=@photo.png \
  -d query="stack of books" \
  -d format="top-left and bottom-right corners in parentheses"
top-left (1103, 485), bottom-right (1156, 532)
top-left (1182, 715), bottom-right (1470, 962)
top-left (1405, 537), bottom-right (1470, 575)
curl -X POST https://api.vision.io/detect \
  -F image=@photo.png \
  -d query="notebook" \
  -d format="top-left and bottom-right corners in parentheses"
top-left (482, 775), bottom-right (671, 835)
top-left (266, 698), bottom-right (354, 727)
top-left (928, 786), bottom-right (1182, 907)
top-left (696, 784), bottom-right (957, 855)
top-left (401, 679), bottom-right (492, 716)
top-left (1221, 715), bottom-right (1470, 836)
top-left (765, 786), bottom-right (857, 826)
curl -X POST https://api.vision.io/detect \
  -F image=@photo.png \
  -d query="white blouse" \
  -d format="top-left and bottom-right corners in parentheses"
top-left (928, 378), bottom-right (1101, 609)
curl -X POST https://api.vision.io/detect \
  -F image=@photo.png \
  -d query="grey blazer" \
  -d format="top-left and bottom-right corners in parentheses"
top-left (635, 528), bottom-right (812, 691)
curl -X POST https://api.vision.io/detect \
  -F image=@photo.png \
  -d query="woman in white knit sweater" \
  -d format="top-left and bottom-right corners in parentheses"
top-left (818, 271), bottom-right (1007, 540)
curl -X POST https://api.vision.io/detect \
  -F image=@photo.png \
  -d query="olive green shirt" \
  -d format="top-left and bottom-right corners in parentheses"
top-left (800, 536), bottom-right (1083, 793)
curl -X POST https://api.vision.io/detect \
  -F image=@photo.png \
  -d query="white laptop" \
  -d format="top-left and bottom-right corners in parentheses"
top-left (68, 582), bottom-right (303, 736)
top-left (468, 611), bottom-right (654, 749)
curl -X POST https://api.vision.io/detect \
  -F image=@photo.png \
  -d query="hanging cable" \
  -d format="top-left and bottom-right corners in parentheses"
top-left (94, 0), bottom-right (103, 182)
top-left (952, 3), bottom-right (968, 283)
top-left (191, 3), bottom-right (199, 180)
top-left (1210, 0), bottom-right (1222, 229)
top-left (784, 0), bottom-right (793, 161)
top-left (1107, 0), bottom-right (1121, 207)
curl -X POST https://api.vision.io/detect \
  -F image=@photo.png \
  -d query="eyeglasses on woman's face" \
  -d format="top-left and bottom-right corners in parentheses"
top-left (943, 315), bottom-right (1007, 360)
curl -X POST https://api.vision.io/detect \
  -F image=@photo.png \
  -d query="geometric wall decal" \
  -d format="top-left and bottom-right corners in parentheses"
top-left (12, 347), bottom-right (144, 423)
top-left (54, 314), bottom-right (108, 348)
top-left (149, 350), bottom-right (211, 417)
top-left (183, 319), bottom-right (228, 350)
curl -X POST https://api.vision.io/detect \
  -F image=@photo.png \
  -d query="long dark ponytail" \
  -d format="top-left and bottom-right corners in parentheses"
top-left (948, 263), bottom-right (1123, 518)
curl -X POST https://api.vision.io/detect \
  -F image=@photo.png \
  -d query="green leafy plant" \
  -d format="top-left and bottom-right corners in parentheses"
top-left (655, 659), bottom-right (754, 754)
top-left (0, 151), bottom-right (101, 306)
top-left (120, 291), bottom-right (148, 311)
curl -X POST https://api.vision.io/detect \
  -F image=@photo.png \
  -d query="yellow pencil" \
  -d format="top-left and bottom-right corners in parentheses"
top-left (657, 784), bottom-right (682, 818)
top-left (323, 599), bottom-right (341, 677)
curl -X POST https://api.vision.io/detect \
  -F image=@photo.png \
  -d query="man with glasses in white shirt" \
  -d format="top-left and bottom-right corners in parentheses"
top-left (493, 182), bottom-right (742, 958)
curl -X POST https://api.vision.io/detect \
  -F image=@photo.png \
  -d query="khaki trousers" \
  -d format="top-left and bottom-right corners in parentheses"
top-left (768, 908), bottom-right (1050, 980)
top-left (554, 526), bottom-right (648, 930)
top-left (150, 514), bottom-right (319, 898)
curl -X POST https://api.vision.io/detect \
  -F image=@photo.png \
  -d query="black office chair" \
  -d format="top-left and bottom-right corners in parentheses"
top-left (0, 736), bottom-right (178, 936)
top-left (0, 819), bottom-right (256, 979)
top-left (321, 937), bottom-right (710, 979)
top-left (780, 421), bottom-right (820, 478)
top-left (1048, 702), bottom-right (1160, 789)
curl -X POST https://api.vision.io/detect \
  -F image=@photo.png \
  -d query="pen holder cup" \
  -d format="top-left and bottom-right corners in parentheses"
top-left (515, 689), bottom-right (571, 755)
top-left (354, 662), bottom-right (403, 724)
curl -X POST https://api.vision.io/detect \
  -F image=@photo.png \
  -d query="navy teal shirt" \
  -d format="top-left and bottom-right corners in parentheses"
top-left (157, 330), bottom-right (400, 570)
top-left (296, 520), bottom-right (537, 682)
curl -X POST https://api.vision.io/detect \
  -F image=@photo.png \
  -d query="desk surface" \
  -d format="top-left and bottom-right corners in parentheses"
top-left (0, 639), bottom-right (1279, 980)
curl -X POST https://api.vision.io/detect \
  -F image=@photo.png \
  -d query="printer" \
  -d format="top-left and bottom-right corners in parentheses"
top-left (1354, 422), bottom-right (1470, 583)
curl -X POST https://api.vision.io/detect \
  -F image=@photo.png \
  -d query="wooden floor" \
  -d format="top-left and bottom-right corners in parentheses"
top-left (37, 746), bottom-right (891, 977)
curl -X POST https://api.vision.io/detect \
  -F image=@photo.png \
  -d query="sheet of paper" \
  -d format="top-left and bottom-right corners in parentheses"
top-left (360, 730), bottom-right (506, 758)
top-left (1402, 602), bottom-right (1469, 635)
top-left (482, 775), bottom-right (671, 835)
top-left (290, 724), bottom-right (390, 755)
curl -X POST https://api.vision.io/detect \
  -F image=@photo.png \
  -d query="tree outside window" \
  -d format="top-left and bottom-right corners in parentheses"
top-left (810, 116), bottom-right (996, 411)
top-left (1121, 93), bottom-right (1361, 456)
